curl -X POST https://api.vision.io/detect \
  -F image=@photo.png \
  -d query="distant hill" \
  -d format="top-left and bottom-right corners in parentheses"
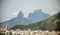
top-left (1, 12), bottom-right (31, 27)
top-left (10, 13), bottom-right (57, 30)
top-left (1, 9), bottom-right (50, 28)
top-left (28, 9), bottom-right (50, 23)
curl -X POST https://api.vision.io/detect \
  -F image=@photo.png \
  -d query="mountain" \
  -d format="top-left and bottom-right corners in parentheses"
top-left (28, 9), bottom-right (50, 23)
top-left (1, 11), bottom-right (31, 28)
top-left (15, 11), bottom-right (31, 25)
top-left (1, 9), bottom-right (50, 28)
top-left (10, 12), bottom-right (58, 30)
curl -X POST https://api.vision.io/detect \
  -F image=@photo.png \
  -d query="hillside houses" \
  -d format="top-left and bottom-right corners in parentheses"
top-left (0, 28), bottom-right (58, 35)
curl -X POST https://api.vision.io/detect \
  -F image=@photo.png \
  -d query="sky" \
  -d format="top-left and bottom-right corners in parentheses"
top-left (0, 0), bottom-right (60, 22)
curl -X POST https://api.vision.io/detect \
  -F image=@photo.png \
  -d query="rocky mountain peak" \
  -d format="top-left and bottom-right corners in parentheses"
top-left (17, 11), bottom-right (24, 19)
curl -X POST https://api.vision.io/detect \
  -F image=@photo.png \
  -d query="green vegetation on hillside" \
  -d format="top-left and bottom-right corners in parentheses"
top-left (10, 25), bottom-right (25, 30)
top-left (10, 12), bottom-right (60, 30)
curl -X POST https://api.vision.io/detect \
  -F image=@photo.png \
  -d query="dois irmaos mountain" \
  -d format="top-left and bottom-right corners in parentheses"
top-left (1, 9), bottom-right (50, 28)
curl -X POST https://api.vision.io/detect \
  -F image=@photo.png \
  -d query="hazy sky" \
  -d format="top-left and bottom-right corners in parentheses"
top-left (0, 0), bottom-right (60, 22)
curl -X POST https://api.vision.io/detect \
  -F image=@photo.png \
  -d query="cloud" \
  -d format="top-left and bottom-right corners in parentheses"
top-left (11, 12), bottom-right (19, 17)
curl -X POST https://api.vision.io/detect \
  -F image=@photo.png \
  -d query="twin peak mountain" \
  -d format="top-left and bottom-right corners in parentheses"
top-left (1, 9), bottom-right (50, 27)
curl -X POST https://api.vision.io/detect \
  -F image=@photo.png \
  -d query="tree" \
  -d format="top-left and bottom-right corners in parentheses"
top-left (55, 12), bottom-right (60, 31)
top-left (56, 12), bottom-right (60, 19)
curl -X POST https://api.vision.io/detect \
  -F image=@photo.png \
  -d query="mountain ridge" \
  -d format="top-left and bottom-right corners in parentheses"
top-left (10, 13), bottom-right (58, 30)
top-left (1, 9), bottom-right (50, 28)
